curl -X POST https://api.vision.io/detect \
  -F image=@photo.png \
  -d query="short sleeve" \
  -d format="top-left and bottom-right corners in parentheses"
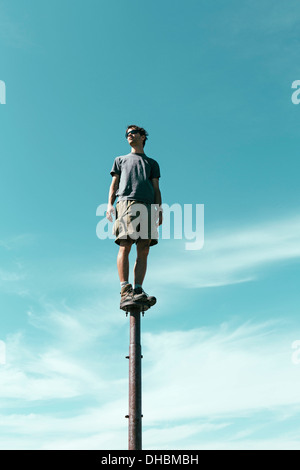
top-left (110, 157), bottom-right (121, 176)
top-left (150, 160), bottom-right (160, 179)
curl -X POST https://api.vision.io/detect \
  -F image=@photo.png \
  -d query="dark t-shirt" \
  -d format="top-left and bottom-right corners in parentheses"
top-left (110, 152), bottom-right (160, 204)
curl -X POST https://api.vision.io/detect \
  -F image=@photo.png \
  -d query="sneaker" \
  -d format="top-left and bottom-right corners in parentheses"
top-left (120, 283), bottom-right (135, 309)
top-left (133, 287), bottom-right (156, 307)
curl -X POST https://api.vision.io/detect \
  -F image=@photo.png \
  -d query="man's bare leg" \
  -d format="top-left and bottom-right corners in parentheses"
top-left (134, 239), bottom-right (151, 287)
top-left (133, 239), bottom-right (156, 306)
top-left (117, 239), bottom-right (133, 283)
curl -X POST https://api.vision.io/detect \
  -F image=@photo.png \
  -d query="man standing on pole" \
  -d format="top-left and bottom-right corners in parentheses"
top-left (106, 125), bottom-right (163, 310)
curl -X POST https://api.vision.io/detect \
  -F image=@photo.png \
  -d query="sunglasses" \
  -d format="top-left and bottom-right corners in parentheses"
top-left (125, 129), bottom-right (140, 138)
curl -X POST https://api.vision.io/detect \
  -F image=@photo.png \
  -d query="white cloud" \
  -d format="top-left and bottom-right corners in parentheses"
top-left (0, 406), bottom-right (128, 450)
top-left (1, 214), bottom-right (300, 449)
top-left (0, 234), bottom-right (34, 292)
top-left (0, 313), bottom-right (126, 403)
top-left (141, 319), bottom-right (300, 427)
top-left (0, 234), bottom-right (36, 251)
top-left (0, 337), bottom-right (101, 401)
top-left (26, 295), bottom-right (127, 347)
top-left (179, 435), bottom-right (300, 451)
top-left (1, 318), bottom-right (300, 449)
top-left (0, 269), bottom-right (23, 282)
top-left (149, 214), bottom-right (300, 288)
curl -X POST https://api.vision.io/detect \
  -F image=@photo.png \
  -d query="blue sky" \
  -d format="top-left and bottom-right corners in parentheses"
top-left (1, 0), bottom-right (300, 450)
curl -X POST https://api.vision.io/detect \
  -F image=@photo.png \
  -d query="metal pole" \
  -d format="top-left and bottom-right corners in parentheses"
top-left (128, 308), bottom-right (142, 450)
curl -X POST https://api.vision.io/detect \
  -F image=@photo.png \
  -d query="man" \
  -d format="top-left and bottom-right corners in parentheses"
top-left (106, 125), bottom-right (163, 310)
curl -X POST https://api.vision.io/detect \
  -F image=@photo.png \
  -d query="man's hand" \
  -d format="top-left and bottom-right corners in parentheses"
top-left (106, 203), bottom-right (115, 222)
top-left (151, 178), bottom-right (162, 226)
top-left (106, 175), bottom-right (119, 222)
top-left (154, 206), bottom-right (163, 227)
top-left (157, 208), bottom-right (163, 227)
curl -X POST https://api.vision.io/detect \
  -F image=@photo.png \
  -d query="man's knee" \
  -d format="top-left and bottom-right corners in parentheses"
top-left (136, 239), bottom-right (151, 256)
top-left (119, 239), bottom-right (133, 254)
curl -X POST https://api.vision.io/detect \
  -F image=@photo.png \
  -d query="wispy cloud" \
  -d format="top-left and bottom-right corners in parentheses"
top-left (1, 318), bottom-right (300, 449)
top-left (142, 319), bottom-right (300, 422)
top-left (1, 215), bottom-right (300, 449)
top-left (149, 214), bottom-right (300, 288)
top-left (0, 234), bottom-right (35, 292)
top-left (0, 234), bottom-right (36, 251)
top-left (0, 269), bottom-right (23, 282)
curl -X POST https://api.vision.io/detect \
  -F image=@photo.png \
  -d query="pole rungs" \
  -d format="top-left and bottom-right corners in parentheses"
top-left (125, 415), bottom-right (143, 418)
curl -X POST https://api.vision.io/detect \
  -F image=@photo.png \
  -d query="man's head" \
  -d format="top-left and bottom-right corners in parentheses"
top-left (125, 125), bottom-right (148, 148)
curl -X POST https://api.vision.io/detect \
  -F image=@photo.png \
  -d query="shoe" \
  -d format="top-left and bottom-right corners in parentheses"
top-left (133, 287), bottom-right (156, 307)
top-left (120, 283), bottom-right (135, 309)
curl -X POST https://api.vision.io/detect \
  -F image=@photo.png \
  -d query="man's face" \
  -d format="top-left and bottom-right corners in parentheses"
top-left (126, 128), bottom-right (145, 147)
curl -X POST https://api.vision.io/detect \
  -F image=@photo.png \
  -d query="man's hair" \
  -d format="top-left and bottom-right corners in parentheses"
top-left (126, 124), bottom-right (149, 147)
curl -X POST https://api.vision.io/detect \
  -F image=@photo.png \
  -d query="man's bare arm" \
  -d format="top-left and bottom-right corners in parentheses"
top-left (151, 178), bottom-right (163, 226)
top-left (106, 174), bottom-right (120, 221)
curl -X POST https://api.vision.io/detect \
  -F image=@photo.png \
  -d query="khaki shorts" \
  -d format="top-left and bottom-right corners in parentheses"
top-left (113, 200), bottom-right (159, 246)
